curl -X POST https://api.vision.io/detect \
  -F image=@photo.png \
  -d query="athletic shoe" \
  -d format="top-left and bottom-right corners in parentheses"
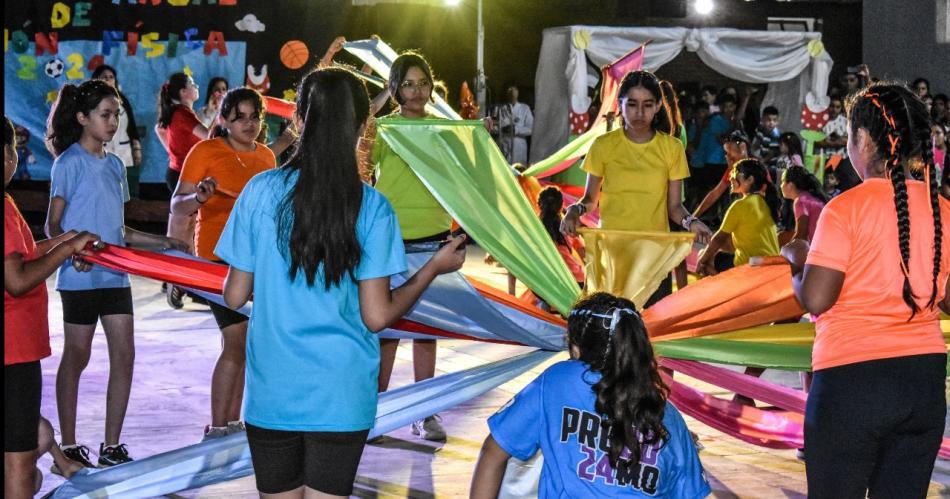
top-left (226, 421), bottom-right (246, 435)
top-left (202, 425), bottom-right (229, 441)
top-left (51, 444), bottom-right (95, 475)
top-left (166, 284), bottom-right (184, 309)
top-left (98, 443), bottom-right (133, 467)
top-left (410, 415), bottom-right (446, 441)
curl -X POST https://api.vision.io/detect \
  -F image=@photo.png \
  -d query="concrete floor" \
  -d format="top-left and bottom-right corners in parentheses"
top-left (33, 247), bottom-right (950, 498)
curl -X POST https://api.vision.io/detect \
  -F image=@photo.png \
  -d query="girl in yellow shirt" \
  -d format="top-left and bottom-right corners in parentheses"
top-left (696, 158), bottom-right (780, 275)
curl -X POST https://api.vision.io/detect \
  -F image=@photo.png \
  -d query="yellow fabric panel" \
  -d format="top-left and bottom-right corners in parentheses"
top-left (579, 228), bottom-right (694, 310)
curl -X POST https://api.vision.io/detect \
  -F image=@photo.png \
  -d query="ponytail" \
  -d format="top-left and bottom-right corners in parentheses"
top-left (567, 293), bottom-right (669, 471)
top-left (783, 166), bottom-right (829, 203)
top-left (157, 72), bottom-right (190, 128)
top-left (46, 80), bottom-right (119, 157)
top-left (735, 158), bottom-right (781, 224)
top-left (538, 186), bottom-right (567, 246)
top-left (847, 82), bottom-right (942, 318)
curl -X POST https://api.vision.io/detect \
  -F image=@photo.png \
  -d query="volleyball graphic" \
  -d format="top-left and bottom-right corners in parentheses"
top-left (280, 40), bottom-right (309, 70)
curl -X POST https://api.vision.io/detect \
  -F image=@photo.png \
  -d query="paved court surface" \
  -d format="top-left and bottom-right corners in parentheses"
top-left (34, 248), bottom-right (950, 498)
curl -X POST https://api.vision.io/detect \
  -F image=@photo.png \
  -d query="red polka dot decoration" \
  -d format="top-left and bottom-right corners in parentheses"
top-left (569, 110), bottom-right (589, 135)
top-left (800, 104), bottom-right (830, 131)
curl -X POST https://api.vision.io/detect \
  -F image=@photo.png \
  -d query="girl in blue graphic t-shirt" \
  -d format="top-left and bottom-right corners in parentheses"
top-left (472, 293), bottom-right (710, 498)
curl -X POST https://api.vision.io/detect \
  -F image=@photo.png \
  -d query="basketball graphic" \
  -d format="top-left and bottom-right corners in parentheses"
top-left (280, 40), bottom-right (309, 70)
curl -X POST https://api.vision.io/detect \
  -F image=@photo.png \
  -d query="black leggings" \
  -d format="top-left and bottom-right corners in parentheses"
top-left (805, 353), bottom-right (946, 498)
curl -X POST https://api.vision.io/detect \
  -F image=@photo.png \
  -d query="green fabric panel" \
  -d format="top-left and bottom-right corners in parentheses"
top-left (656, 338), bottom-right (950, 375)
top-left (655, 338), bottom-right (813, 371)
top-left (521, 121), bottom-right (607, 178)
top-left (376, 118), bottom-right (581, 315)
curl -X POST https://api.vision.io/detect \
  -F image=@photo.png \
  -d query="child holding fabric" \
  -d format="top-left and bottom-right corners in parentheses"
top-left (217, 67), bottom-right (465, 498)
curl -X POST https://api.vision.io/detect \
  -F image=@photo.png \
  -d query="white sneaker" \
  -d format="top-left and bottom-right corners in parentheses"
top-left (411, 415), bottom-right (446, 441)
top-left (226, 421), bottom-right (246, 434)
top-left (202, 425), bottom-right (229, 442)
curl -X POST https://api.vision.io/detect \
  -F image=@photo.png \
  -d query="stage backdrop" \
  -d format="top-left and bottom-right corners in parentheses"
top-left (3, 0), bottom-right (346, 182)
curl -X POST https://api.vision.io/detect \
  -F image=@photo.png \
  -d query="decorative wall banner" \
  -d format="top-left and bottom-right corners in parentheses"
top-left (4, 40), bottom-right (245, 182)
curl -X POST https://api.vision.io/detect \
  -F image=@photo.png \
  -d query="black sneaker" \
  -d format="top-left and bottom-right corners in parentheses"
top-left (166, 284), bottom-right (184, 309)
top-left (98, 443), bottom-right (133, 467)
top-left (53, 444), bottom-right (95, 475)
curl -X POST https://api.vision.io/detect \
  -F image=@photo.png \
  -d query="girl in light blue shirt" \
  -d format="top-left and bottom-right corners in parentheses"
top-left (217, 67), bottom-right (466, 498)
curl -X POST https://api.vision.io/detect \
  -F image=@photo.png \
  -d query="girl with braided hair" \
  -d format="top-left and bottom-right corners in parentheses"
top-left (471, 292), bottom-right (709, 498)
top-left (782, 82), bottom-right (950, 497)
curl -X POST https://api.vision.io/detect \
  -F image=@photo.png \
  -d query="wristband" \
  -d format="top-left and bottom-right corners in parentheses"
top-left (681, 214), bottom-right (698, 230)
top-left (572, 203), bottom-right (588, 216)
top-left (197, 194), bottom-right (207, 204)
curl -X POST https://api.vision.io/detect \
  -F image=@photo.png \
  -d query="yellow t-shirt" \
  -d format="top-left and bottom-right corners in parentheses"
top-left (581, 129), bottom-right (689, 232)
top-left (719, 194), bottom-right (780, 266)
top-left (372, 113), bottom-right (452, 240)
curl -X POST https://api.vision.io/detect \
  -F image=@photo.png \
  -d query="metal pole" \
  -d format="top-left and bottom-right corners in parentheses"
top-left (476, 0), bottom-right (486, 116)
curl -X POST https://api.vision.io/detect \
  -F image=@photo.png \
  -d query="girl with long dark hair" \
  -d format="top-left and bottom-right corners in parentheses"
top-left (156, 72), bottom-right (211, 307)
top-left (216, 67), bottom-right (465, 498)
top-left (783, 82), bottom-right (949, 497)
top-left (695, 158), bottom-right (781, 275)
top-left (538, 186), bottom-right (584, 287)
top-left (781, 166), bottom-right (828, 242)
top-left (45, 80), bottom-right (185, 469)
top-left (560, 70), bottom-right (712, 306)
top-left (471, 292), bottom-right (709, 498)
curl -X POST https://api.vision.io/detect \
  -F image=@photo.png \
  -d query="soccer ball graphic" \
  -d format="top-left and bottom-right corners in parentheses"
top-left (45, 58), bottom-right (65, 78)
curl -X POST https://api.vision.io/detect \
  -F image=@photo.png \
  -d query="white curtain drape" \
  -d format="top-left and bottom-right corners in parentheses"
top-left (531, 26), bottom-right (833, 162)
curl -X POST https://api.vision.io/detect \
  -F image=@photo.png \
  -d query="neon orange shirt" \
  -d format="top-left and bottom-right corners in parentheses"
top-left (806, 178), bottom-right (950, 371)
top-left (180, 138), bottom-right (276, 260)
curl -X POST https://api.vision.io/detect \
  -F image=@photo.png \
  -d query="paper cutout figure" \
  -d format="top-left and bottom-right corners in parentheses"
top-left (279, 40), bottom-right (309, 70)
top-left (44, 58), bottom-right (65, 78)
top-left (246, 64), bottom-right (270, 94)
top-left (234, 14), bottom-right (265, 33)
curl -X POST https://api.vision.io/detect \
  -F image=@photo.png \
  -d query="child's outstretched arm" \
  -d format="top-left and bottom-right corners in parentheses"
top-left (358, 235), bottom-right (466, 332)
top-left (470, 435), bottom-right (511, 499)
top-left (124, 227), bottom-right (188, 251)
top-left (695, 230), bottom-right (730, 276)
top-left (4, 231), bottom-right (99, 297)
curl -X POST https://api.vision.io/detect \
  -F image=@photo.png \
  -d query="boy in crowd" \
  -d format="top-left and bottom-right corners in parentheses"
top-left (752, 106), bottom-right (780, 165)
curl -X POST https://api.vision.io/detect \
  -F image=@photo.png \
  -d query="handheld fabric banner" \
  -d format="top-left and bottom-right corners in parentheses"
top-left (343, 37), bottom-right (461, 120)
top-left (375, 118), bottom-right (581, 315)
top-left (51, 349), bottom-right (556, 498)
top-left (578, 228), bottom-right (695, 310)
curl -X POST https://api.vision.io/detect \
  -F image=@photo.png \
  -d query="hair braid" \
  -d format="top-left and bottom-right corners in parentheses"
top-left (923, 133), bottom-right (943, 308)
top-left (890, 165), bottom-right (920, 317)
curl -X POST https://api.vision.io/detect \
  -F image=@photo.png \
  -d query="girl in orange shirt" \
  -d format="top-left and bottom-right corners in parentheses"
top-left (783, 83), bottom-right (949, 498)
top-left (171, 88), bottom-right (276, 441)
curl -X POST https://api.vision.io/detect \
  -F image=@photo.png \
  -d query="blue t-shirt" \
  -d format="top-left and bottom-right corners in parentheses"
top-left (215, 169), bottom-right (407, 431)
top-left (50, 143), bottom-right (130, 291)
top-left (489, 361), bottom-right (710, 499)
top-left (689, 113), bottom-right (729, 168)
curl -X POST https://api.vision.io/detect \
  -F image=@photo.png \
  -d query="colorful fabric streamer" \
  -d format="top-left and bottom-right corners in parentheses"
top-left (375, 118), bottom-right (581, 314)
top-left (578, 228), bottom-right (695, 310)
top-left (50, 350), bottom-right (556, 498)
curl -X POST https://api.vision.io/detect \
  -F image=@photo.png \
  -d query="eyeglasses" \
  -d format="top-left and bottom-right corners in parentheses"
top-left (400, 80), bottom-right (432, 93)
